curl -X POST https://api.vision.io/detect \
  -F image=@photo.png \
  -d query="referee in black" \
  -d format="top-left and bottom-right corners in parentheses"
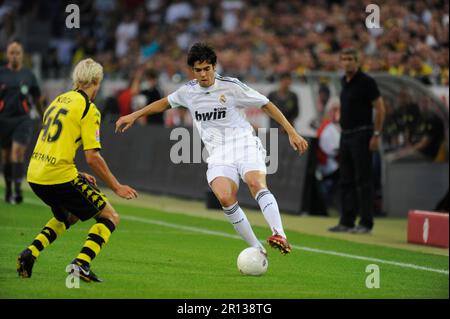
top-left (0, 41), bottom-right (42, 204)
top-left (328, 48), bottom-right (385, 234)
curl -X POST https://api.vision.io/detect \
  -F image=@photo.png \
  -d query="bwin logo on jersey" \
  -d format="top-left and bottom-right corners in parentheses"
top-left (195, 108), bottom-right (226, 121)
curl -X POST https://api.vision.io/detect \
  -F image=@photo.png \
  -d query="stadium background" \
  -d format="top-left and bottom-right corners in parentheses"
top-left (0, 0), bottom-right (448, 214)
top-left (0, 0), bottom-right (449, 300)
top-left (0, 0), bottom-right (449, 299)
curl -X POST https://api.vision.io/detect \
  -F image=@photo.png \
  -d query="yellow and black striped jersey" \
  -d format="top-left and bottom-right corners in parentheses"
top-left (27, 90), bottom-right (102, 184)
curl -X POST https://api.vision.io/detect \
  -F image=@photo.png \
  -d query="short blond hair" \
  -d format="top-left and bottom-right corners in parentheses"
top-left (72, 58), bottom-right (103, 89)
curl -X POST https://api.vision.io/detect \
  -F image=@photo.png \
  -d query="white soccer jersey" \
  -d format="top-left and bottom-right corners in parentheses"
top-left (168, 74), bottom-right (269, 158)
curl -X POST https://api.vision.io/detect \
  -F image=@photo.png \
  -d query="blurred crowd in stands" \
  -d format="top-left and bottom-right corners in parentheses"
top-left (383, 90), bottom-right (446, 162)
top-left (1, 0), bottom-right (448, 216)
top-left (1, 0), bottom-right (448, 85)
top-left (1, 0), bottom-right (447, 155)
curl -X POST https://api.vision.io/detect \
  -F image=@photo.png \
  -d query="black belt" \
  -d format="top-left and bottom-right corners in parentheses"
top-left (342, 125), bottom-right (373, 135)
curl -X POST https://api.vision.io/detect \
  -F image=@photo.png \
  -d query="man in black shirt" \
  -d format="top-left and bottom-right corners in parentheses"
top-left (0, 41), bottom-right (42, 204)
top-left (141, 69), bottom-right (163, 125)
top-left (328, 48), bottom-right (385, 234)
top-left (131, 67), bottom-right (163, 125)
top-left (268, 72), bottom-right (299, 131)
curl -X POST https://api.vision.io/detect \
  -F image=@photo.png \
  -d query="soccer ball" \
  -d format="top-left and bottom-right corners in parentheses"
top-left (237, 247), bottom-right (268, 276)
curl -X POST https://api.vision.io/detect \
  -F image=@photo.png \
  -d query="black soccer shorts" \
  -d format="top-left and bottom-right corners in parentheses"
top-left (29, 174), bottom-right (108, 222)
top-left (0, 115), bottom-right (34, 148)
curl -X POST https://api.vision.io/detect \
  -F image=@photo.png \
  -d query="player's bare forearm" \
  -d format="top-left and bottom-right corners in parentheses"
top-left (262, 102), bottom-right (298, 135)
top-left (138, 97), bottom-right (170, 118)
top-left (116, 97), bottom-right (170, 133)
top-left (84, 150), bottom-right (120, 191)
top-left (84, 150), bottom-right (138, 199)
top-left (262, 102), bottom-right (308, 154)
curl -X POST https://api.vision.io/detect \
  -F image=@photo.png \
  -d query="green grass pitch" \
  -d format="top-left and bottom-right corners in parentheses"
top-left (0, 188), bottom-right (448, 299)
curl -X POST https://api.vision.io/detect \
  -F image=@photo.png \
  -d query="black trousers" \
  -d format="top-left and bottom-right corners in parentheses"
top-left (339, 129), bottom-right (374, 229)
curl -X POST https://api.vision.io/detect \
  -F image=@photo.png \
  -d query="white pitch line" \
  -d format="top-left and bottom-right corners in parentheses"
top-left (121, 215), bottom-right (449, 276)
top-left (22, 198), bottom-right (450, 275)
top-left (295, 246), bottom-right (449, 275)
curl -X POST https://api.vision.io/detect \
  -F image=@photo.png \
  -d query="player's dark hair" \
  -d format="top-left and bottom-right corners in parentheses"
top-left (187, 43), bottom-right (217, 67)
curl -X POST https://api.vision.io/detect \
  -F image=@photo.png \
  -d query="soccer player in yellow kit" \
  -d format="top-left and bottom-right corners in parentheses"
top-left (17, 58), bottom-right (137, 282)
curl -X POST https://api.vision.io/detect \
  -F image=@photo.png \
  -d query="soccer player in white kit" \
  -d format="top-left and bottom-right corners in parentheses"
top-left (116, 43), bottom-right (308, 255)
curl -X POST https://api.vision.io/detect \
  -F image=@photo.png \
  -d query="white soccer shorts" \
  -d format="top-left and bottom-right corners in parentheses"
top-left (206, 137), bottom-right (267, 187)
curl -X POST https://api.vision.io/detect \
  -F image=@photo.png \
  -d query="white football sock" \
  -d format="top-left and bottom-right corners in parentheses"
top-left (255, 189), bottom-right (287, 238)
top-left (223, 202), bottom-right (264, 250)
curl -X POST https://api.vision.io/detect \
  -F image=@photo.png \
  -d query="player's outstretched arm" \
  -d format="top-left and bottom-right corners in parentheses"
top-left (262, 102), bottom-right (309, 155)
top-left (115, 97), bottom-right (170, 133)
top-left (84, 149), bottom-right (138, 200)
